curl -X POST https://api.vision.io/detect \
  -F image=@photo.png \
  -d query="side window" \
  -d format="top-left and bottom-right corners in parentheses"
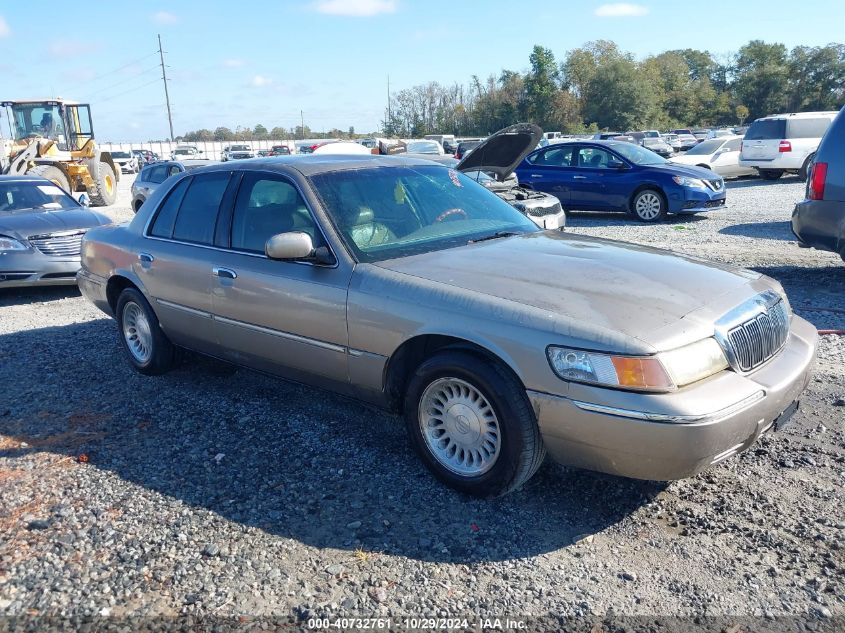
top-left (149, 177), bottom-right (191, 238)
top-left (576, 147), bottom-right (614, 169)
top-left (230, 174), bottom-right (323, 254)
top-left (723, 138), bottom-right (742, 152)
top-left (531, 146), bottom-right (574, 166)
top-left (147, 165), bottom-right (167, 184)
top-left (171, 172), bottom-right (231, 245)
top-left (787, 118), bottom-right (832, 139)
top-left (167, 165), bottom-right (183, 177)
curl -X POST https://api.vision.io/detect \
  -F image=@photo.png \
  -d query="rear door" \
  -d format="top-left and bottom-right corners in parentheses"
top-left (517, 145), bottom-right (576, 203)
top-left (741, 119), bottom-right (785, 161)
top-left (138, 171), bottom-right (233, 354)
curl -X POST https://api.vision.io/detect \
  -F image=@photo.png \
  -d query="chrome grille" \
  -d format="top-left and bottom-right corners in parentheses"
top-left (28, 230), bottom-right (86, 257)
top-left (705, 178), bottom-right (724, 191)
top-left (722, 297), bottom-right (790, 372)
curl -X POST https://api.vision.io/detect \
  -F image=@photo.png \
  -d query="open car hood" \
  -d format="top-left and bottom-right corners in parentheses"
top-left (456, 123), bottom-right (542, 181)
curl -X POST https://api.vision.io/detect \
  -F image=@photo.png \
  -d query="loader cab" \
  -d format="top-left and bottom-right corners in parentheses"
top-left (2, 100), bottom-right (94, 152)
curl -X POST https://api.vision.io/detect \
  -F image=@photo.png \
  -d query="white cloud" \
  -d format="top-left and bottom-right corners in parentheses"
top-left (223, 59), bottom-right (245, 68)
top-left (594, 3), bottom-right (649, 17)
top-left (0, 16), bottom-right (10, 38)
top-left (251, 75), bottom-right (273, 87)
top-left (48, 40), bottom-right (99, 59)
top-left (151, 11), bottom-right (179, 25)
top-left (313, 0), bottom-right (396, 17)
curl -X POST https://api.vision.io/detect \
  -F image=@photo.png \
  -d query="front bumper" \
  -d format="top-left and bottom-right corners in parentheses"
top-left (529, 316), bottom-right (817, 480)
top-left (0, 252), bottom-right (81, 287)
top-left (792, 199), bottom-right (844, 258)
top-left (667, 186), bottom-right (726, 214)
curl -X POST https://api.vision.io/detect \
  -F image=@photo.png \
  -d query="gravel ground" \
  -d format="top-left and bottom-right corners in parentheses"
top-left (1, 174), bottom-right (843, 628)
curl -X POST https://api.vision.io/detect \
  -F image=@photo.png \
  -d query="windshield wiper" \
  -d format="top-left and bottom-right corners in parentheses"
top-left (467, 231), bottom-right (521, 244)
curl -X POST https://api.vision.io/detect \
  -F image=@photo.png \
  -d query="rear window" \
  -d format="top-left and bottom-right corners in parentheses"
top-left (171, 172), bottom-right (231, 245)
top-left (149, 178), bottom-right (191, 238)
top-left (786, 118), bottom-right (832, 139)
top-left (745, 119), bottom-right (787, 140)
top-left (146, 165), bottom-right (167, 184)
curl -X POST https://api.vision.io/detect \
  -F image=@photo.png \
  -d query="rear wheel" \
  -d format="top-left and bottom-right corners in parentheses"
top-left (404, 350), bottom-right (545, 497)
top-left (759, 169), bottom-right (783, 180)
top-left (116, 287), bottom-right (177, 375)
top-left (630, 188), bottom-right (667, 222)
top-left (88, 161), bottom-right (117, 206)
top-left (28, 165), bottom-right (70, 193)
top-left (799, 154), bottom-right (814, 181)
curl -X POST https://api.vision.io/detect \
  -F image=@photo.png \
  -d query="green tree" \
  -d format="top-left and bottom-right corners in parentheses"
top-left (269, 126), bottom-right (287, 139)
top-left (253, 124), bottom-right (268, 138)
top-left (583, 58), bottom-right (655, 130)
top-left (213, 126), bottom-right (234, 141)
top-left (524, 45), bottom-right (560, 127)
top-left (733, 40), bottom-right (790, 119)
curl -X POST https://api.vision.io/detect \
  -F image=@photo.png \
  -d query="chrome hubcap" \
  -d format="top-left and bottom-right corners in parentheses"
top-left (635, 192), bottom-right (662, 219)
top-left (122, 301), bottom-right (152, 363)
top-left (418, 377), bottom-right (501, 476)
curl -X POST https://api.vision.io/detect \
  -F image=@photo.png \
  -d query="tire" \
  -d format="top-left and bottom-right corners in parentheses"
top-left (629, 188), bottom-right (667, 222)
top-left (115, 287), bottom-right (176, 375)
top-left (88, 161), bottom-right (118, 206)
top-left (404, 350), bottom-right (545, 498)
top-left (799, 155), bottom-right (814, 181)
top-left (28, 164), bottom-right (70, 193)
top-left (758, 169), bottom-right (783, 181)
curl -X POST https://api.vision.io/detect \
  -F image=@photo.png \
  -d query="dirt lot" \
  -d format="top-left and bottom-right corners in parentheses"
top-left (1, 173), bottom-right (843, 627)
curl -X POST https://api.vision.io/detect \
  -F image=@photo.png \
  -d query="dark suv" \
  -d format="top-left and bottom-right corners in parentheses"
top-left (792, 107), bottom-right (845, 263)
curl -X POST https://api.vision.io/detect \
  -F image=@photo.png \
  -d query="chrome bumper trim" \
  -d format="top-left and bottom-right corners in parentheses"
top-left (570, 390), bottom-right (765, 424)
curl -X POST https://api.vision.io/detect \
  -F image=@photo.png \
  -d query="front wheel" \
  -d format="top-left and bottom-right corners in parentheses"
top-left (630, 188), bottom-right (667, 222)
top-left (758, 169), bottom-right (783, 180)
top-left (116, 287), bottom-right (177, 375)
top-left (404, 350), bottom-right (545, 497)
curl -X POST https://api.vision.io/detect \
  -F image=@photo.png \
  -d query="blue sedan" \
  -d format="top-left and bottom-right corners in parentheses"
top-left (514, 140), bottom-right (726, 222)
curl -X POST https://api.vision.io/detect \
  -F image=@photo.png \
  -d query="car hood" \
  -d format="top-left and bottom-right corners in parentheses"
top-left (0, 207), bottom-right (110, 237)
top-left (373, 231), bottom-right (758, 348)
top-left (456, 123), bottom-right (542, 181)
top-left (654, 161), bottom-right (720, 180)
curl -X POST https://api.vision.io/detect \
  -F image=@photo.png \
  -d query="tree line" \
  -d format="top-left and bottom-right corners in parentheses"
top-left (382, 39), bottom-right (845, 137)
top-left (178, 39), bottom-right (845, 141)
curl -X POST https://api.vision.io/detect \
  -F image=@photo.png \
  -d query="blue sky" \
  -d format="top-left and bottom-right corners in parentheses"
top-left (0, 0), bottom-right (840, 140)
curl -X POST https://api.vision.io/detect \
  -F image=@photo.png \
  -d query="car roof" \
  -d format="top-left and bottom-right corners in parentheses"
top-left (0, 174), bottom-right (52, 183)
top-left (188, 154), bottom-right (448, 177)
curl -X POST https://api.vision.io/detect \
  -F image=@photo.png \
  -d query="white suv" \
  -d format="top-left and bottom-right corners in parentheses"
top-left (740, 111), bottom-right (837, 180)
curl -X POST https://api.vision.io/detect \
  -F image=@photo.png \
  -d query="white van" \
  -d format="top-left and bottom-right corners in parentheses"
top-left (739, 111), bottom-right (838, 180)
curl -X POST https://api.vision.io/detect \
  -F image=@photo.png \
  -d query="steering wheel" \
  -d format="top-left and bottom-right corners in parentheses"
top-left (435, 208), bottom-right (468, 223)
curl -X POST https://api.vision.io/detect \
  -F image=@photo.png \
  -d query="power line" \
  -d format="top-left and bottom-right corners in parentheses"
top-left (79, 52), bottom-right (159, 86)
top-left (85, 66), bottom-right (161, 98)
top-left (97, 78), bottom-right (161, 104)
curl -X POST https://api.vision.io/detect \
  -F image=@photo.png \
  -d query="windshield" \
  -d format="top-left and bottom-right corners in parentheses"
top-left (309, 165), bottom-right (536, 263)
top-left (111, 151), bottom-right (131, 158)
top-left (642, 138), bottom-right (663, 146)
top-left (406, 141), bottom-right (441, 154)
top-left (231, 145), bottom-right (249, 151)
top-left (684, 139), bottom-right (724, 155)
top-left (0, 181), bottom-right (78, 213)
top-left (609, 142), bottom-right (666, 165)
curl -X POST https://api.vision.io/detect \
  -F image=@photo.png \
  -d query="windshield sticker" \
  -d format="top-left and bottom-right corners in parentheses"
top-left (448, 169), bottom-right (463, 188)
top-left (37, 185), bottom-right (64, 196)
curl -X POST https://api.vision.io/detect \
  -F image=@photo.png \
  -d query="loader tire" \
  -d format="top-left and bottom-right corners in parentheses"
top-left (28, 165), bottom-right (71, 193)
top-left (88, 161), bottom-right (117, 206)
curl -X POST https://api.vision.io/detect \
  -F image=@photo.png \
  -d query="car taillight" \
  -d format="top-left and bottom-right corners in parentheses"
top-left (808, 162), bottom-right (828, 200)
top-left (779, 140), bottom-right (792, 152)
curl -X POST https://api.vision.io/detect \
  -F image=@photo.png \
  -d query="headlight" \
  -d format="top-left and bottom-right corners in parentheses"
top-left (672, 175), bottom-right (707, 189)
top-left (547, 347), bottom-right (674, 392)
top-left (0, 235), bottom-right (27, 251)
top-left (547, 339), bottom-right (729, 392)
top-left (658, 338), bottom-right (729, 387)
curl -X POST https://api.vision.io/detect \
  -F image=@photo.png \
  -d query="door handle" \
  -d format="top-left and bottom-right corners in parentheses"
top-left (573, 175), bottom-right (587, 179)
top-left (138, 252), bottom-right (154, 267)
top-left (212, 266), bottom-right (237, 280)
top-left (529, 174), bottom-right (543, 178)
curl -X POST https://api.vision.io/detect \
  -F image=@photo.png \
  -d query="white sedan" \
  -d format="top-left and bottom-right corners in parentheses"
top-left (670, 136), bottom-right (755, 178)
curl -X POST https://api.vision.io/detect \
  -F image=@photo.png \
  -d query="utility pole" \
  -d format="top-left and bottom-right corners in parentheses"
top-left (300, 110), bottom-right (304, 137)
top-left (158, 34), bottom-right (175, 141)
top-left (387, 74), bottom-right (391, 132)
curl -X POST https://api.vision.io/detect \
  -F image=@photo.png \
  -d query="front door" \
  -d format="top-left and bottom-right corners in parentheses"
top-left (571, 146), bottom-right (630, 210)
top-left (208, 172), bottom-right (352, 384)
top-left (518, 144), bottom-right (576, 204)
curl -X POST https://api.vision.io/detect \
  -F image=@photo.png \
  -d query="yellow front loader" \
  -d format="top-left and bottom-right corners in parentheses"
top-left (0, 99), bottom-right (119, 206)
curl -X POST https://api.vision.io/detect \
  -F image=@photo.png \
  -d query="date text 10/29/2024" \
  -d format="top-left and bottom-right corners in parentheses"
top-left (307, 617), bottom-right (528, 630)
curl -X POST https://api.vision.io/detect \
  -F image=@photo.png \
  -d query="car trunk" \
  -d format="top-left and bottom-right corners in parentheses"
top-left (741, 119), bottom-right (786, 161)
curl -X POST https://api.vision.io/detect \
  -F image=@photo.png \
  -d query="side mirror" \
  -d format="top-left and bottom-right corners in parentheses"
top-left (266, 231), bottom-right (314, 260)
top-left (607, 160), bottom-right (627, 169)
top-left (78, 193), bottom-right (90, 207)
